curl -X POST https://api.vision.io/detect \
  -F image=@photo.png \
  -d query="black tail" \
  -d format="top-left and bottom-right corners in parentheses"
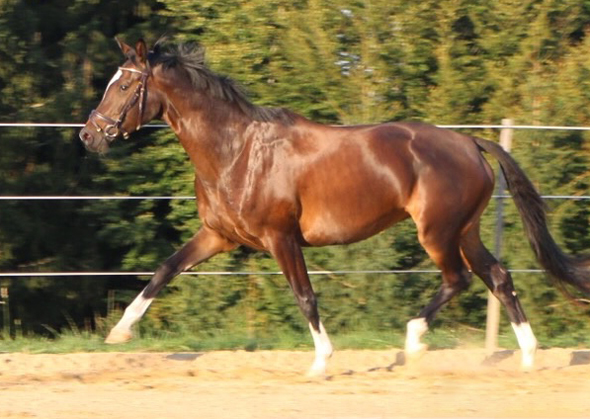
top-left (473, 136), bottom-right (590, 297)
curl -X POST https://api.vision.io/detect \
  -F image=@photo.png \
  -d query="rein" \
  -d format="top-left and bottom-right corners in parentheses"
top-left (88, 67), bottom-right (149, 140)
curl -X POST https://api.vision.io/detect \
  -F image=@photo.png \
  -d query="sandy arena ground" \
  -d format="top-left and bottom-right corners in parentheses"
top-left (2, 348), bottom-right (590, 418)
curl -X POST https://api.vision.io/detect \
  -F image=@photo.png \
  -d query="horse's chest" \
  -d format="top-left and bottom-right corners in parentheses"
top-left (197, 182), bottom-right (272, 249)
top-left (196, 140), bottom-right (297, 247)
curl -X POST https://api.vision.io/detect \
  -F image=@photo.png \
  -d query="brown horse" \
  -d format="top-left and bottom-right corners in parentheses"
top-left (80, 39), bottom-right (590, 375)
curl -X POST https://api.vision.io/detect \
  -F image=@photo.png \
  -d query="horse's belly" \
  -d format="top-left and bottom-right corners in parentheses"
top-left (299, 207), bottom-right (409, 246)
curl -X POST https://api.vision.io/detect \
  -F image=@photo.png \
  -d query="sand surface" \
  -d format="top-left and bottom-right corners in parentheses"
top-left (2, 348), bottom-right (590, 418)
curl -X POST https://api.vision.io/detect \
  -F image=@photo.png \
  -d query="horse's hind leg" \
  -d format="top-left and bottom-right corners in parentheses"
top-left (405, 229), bottom-right (472, 360)
top-left (460, 225), bottom-right (537, 369)
top-left (105, 226), bottom-right (236, 343)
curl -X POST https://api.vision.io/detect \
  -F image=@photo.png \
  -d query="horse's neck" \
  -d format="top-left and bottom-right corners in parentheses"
top-left (163, 94), bottom-right (249, 181)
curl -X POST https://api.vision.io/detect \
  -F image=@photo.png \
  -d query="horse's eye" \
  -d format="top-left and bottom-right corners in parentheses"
top-left (120, 85), bottom-right (129, 91)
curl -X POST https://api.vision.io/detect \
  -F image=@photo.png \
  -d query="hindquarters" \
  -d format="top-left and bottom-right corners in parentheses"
top-left (403, 123), bottom-right (496, 257)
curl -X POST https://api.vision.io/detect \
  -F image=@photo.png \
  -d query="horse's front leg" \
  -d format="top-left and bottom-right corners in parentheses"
top-left (105, 226), bottom-right (236, 344)
top-left (266, 234), bottom-right (333, 377)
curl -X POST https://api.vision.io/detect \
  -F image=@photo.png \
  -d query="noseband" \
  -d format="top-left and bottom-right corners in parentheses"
top-left (88, 67), bottom-right (149, 140)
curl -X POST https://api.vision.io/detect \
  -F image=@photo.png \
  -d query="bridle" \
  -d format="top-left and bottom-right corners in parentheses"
top-left (88, 66), bottom-right (149, 140)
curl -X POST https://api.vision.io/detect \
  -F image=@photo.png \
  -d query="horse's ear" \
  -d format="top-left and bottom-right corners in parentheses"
top-left (135, 39), bottom-right (148, 66)
top-left (114, 37), bottom-right (148, 69)
top-left (115, 37), bottom-right (134, 57)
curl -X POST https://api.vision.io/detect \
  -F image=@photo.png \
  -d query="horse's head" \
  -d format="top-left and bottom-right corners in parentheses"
top-left (80, 39), bottom-right (157, 153)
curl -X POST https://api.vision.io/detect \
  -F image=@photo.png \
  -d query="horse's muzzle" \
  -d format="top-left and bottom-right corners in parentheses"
top-left (79, 126), bottom-right (109, 153)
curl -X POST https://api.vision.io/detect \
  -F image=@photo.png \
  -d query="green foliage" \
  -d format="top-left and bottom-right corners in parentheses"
top-left (1, 0), bottom-right (590, 349)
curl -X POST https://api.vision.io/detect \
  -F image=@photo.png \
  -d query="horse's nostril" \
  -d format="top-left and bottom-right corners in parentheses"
top-left (79, 128), bottom-right (92, 144)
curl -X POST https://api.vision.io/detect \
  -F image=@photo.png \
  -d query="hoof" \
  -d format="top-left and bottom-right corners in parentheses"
top-left (306, 356), bottom-right (329, 378)
top-left (405, 318), bottom-right (428, 365)
top-left (306, 366), bottom-right (326, 379)
top-left (519, 341), bottom-right (537, 372)
top-left (404, 343), bottom-right (428, 366)
top-left (520, 352), bottom-right (536, 372)
top-left (105, 328), bottom-right (132, 344)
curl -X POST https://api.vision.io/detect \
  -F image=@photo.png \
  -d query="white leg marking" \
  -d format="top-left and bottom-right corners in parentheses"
top-left (307, 322), bottom-right (333, 377)
top-left (511, 322), bottom-right (537, 369)
top-left (105, 292), bottom-right (153, 344)
top-left (405, 318), bottom-right (429, 356)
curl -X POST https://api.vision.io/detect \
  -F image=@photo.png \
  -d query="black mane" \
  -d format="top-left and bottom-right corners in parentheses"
top-left (149, 40), bottom-right (294, 124)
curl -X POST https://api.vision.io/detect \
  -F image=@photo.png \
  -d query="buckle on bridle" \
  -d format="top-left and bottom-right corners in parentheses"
top-left (89, 109), bottom-right (123, 141)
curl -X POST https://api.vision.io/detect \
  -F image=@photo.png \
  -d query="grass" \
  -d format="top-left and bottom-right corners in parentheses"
top-left (3, 322), bottom-right (586, 355)
top-left (0, 326), bottom-right (488, 355)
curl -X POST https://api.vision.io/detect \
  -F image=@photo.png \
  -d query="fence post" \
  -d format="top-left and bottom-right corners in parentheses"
top-left (1, 279), bottom-right (10, 338)
top-left (485, 118), bottom-right (513, 355)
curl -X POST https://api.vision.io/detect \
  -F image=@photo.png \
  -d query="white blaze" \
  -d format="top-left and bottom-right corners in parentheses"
top-left (103, 69), bottom-right (123, 99)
